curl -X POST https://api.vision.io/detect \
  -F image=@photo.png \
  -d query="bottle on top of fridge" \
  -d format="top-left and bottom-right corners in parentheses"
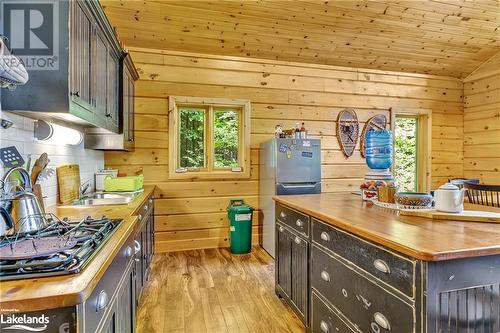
top-left (294, 122), bottom-right (301, 138)
top-left (300, 122), bottom-right (307, 139)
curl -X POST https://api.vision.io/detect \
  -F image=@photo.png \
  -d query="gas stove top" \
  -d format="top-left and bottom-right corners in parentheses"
top-left (0, 215), bottom-right (121, 280)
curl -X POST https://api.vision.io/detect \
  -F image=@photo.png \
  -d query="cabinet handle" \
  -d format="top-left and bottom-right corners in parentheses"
top-left (148, 198), bottom-right (153, 204)
top-left (144, 205), bottom-right (148, 211)
top-left (134, 240), bottom-right (141, 253)
top-left (71, 91), bottom-right (80, 97)
top-left (279, 211), bottom-right (286, 219)
top-left (294, 236), bottom-right (301, 244)
top-left (320, 270), bottom-right (330, 282)
top-left (374, 312), bottom-right (391, 330)
top-left (105, 113), bottom-right (112, 118)
top-left (279, 226), bottom-right (284, 233)
top-left (373, 259), bottom-right (391, 274)
top-left (139, 214), bottom-right (143, 220)
top-left (295, 219), bottom-right (304, 227)
top-left (96, 290), bottom-right (109, 312)
top-left (320, 231), bottom-right (330, 242)
top-left (125, 246), bottom-right (133, 258)
top-left (319, 320), bottom-right (329, 332)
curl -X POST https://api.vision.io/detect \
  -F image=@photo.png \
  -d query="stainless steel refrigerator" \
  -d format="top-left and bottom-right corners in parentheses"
top-left (259, 138), bottom-right (321, 258)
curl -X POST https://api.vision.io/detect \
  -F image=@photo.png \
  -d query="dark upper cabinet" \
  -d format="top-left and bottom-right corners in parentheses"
top-left (1, 0), bottom-right (123, 134)
top-left (84, 51), bottom-right (138, 150)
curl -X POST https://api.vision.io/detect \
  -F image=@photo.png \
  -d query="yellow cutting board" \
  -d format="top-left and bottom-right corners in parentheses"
top-left (400, 203), bottom-right (500, 223)
top-left (57, 164), bottom-right (80, 205)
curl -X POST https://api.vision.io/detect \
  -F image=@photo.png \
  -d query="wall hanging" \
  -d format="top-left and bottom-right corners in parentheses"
top-left (360, 114), bottom-right (388, 157)
top-left (336, 108), bottom-right (359, 158)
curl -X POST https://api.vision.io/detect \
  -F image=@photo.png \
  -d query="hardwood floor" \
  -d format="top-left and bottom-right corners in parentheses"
top-left (136, 246), bottom-right (305, 333)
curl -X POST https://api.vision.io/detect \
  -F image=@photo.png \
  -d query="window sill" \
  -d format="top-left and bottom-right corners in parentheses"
top-left (168, 170), bottom-right (250, 180)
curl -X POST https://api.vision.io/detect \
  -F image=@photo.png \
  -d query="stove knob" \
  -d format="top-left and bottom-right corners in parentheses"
top-left (96, 290), bottom-right (109, 312)
top-left (126, 246), bottom-right (133, 258)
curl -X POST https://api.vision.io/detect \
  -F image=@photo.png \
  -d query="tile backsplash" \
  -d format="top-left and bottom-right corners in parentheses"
top-left (0, 111), bottom-right (104, 207)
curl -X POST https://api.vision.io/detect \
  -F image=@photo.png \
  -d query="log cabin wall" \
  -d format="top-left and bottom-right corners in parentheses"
top-left (463, 52), bottom-right (500, 185)
top-left (104, 48), bottom-right (464, 253)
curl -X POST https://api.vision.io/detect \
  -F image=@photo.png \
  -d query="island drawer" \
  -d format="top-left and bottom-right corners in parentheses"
top-left (276, 203), bottom-right (309, 237)
top-left (312, 218), bottom-right (415, 298)
top-left (312, 245), bottom-right (414, 333)
top-left (311, 291), bottom-right (356, 333)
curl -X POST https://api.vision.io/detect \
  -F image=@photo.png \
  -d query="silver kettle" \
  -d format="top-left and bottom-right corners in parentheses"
top-left (1, 166), bottom-right (48, 235)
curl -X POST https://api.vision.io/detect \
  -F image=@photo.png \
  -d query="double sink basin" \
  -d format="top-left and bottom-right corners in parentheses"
top-left (72, 191), bottom-right (142, 206)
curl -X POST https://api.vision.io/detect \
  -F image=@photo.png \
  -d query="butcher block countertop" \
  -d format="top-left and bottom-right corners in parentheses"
top-left (0, 186), bottom-right (155, 313)
top-left (274, 193), bottom-right (500, 262)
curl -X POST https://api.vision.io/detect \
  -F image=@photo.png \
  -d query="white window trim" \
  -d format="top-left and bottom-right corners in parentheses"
top-left (168, 96), bottom-right (251, 180)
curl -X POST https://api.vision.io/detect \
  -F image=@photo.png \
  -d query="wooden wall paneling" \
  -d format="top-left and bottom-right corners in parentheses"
top-left (463, 51), bottom-right (500, 185)
top-left (105, 48), bottom-right (464, 252)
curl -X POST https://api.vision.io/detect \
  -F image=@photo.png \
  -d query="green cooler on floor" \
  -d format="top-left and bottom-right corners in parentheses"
top-left (227, 199), bottom-right (254, 254)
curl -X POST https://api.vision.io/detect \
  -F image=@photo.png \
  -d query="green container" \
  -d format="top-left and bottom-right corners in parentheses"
top-left (227, 199), bottom-right (254, 254)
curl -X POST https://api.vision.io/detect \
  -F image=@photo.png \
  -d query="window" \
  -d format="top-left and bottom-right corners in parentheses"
top-left (394, 116), bottom-right (418, 192)
top-left (169, 96), bottom-right (251, 179)
top-left (393, 111), bottom-right (431, 192)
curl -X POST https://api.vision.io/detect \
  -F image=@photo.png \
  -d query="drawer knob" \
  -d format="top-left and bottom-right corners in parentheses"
top-left (144, 205), bottom-right (148, 211)
top-left (294, 236), bottom-right (301, 244)
top-left (319, 320), bottom-right (329, 332)
top-left (320, 231), bottom-right (330, 242)
top-left (373, 259), bottom-right (391, 274)
top-left (149, 198), bottom-right (153, 204)
top-left (139, 214), bottom-right (143, 220)
top-left (280, 211), bottom-right (286, 219)
top-left (374, 312), bottom-right (391, 331)
top-left (96, 290), bottom-right (109, 312)
top-left (295, 219), bottom-right (304, 227)
top-left (279, 226), bottom-right (284, 233)
top-left (320, 270), bottom-right (330, 282)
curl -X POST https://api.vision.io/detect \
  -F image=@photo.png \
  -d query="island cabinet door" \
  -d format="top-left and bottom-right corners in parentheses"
top-left (276, 223), bottom-right (292, 297)
top-left (311, 245), bottom-right (414, 333)
top-left (291, 234), bottom-right (309, 321)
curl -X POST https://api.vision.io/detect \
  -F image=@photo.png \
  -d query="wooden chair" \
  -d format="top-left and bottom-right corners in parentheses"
top-left (463, 182), bottom-right (500, 208)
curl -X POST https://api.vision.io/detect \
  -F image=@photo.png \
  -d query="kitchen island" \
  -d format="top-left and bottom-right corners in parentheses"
top-left (0, 186), bottom-right (155, 333)
top-left (273, 193), bottom-right (500, 333)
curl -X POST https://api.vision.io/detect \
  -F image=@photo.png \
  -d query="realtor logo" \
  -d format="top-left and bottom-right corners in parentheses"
top-left (1, 0), bottom-right (59, 70)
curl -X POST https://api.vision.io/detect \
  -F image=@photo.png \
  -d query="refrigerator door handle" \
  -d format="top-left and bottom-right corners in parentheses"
top-left (280, 183), bottom-right (318, 188)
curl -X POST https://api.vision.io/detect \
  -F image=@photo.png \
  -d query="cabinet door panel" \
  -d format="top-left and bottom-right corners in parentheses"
top-left (276, 223), bottom-right (292, 297)
top-left (116, 263), bottom-right (135, 333)
top-left (70, 1), bottom-right (92, 111)
top-left (92, 28), bottom-right (108, 125)
top-left (106, 50), bottom-right (119, 131)
top-left (291, 235), bottom-right (308, 321)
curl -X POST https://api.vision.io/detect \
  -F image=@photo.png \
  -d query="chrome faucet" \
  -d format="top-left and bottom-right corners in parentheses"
top-left (79, 179), bottom-right (92, 199)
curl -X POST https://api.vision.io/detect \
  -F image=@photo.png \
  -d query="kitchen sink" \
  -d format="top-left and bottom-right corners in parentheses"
top-left (71, 191), bottom-right (142, 206)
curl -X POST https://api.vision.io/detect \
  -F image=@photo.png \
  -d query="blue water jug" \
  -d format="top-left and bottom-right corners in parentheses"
top-left (365, 130), bottom-right (393, 170)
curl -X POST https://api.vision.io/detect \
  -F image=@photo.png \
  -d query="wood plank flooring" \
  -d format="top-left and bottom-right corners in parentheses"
top-left (136, 246), bottom-right (305, 333)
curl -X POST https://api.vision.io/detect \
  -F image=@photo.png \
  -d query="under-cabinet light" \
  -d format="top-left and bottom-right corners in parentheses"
top-left (34, 120), bottom-right (83, 146)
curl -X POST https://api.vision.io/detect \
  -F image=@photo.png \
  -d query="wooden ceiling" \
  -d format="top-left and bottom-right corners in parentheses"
top-left (101, 0), bottom-right (500, 78)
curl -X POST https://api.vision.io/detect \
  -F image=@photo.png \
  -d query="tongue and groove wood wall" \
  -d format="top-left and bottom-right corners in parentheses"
top-left (105, 48), bottom-right (464, 253)
top-left (463, 52), bottom-right (500, 185)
